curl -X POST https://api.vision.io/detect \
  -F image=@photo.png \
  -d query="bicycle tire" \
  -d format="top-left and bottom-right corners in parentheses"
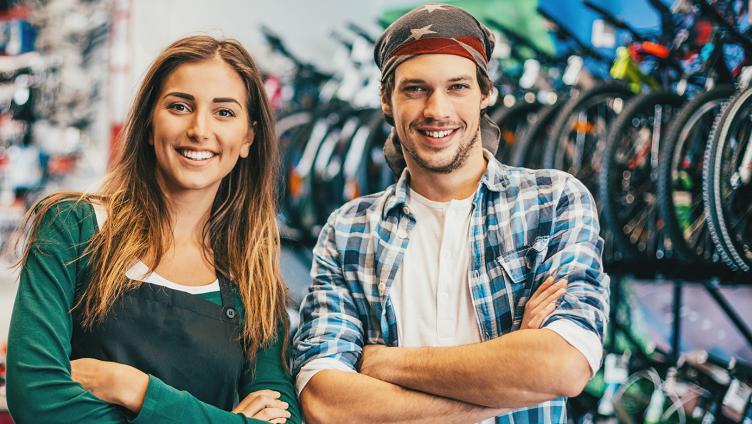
top-left (599, 90), bottom-right (685, 263)
top-left (543, 81), bottom-right (633, 197)
top-left (509, 100), bottom-right (564, 168)
top-left (703, 87), bottom-right (752, 272)
top-left (657, 85), bottom-right (734, 265)
top-left (490, 101), bottom-right (542, 164)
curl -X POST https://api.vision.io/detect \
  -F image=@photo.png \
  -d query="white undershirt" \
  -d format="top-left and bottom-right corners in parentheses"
top-left (92, 204), bottom-right (220, 293)
top-left (390, 189), bottom-right (480, 347)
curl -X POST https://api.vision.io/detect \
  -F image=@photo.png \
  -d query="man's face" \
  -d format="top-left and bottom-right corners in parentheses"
top-left (382, 54), bottom-right (490, 174)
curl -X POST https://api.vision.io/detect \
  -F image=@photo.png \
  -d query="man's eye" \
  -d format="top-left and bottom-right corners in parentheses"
top-left (450, 84), bottom-right (470, 90)
top-left (404, 86), bottom-right (426, 93)
top-left (217, 108), bottom-right (236, 117)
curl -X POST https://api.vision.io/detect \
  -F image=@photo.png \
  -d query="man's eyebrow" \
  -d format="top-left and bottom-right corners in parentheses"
top-left (398, 75), bottom-right (474, 86)
top-left (398, 79), bottom-right (427, 86)
top-left (163, 92), bottom-right (242, 107)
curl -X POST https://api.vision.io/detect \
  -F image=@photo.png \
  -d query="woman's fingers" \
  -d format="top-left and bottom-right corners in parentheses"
top-left (250, 407), bottom-right (291, 422)
top-left (232, 390), bottom-right (281, 413)
top-left (240, 396), bottom-right (288, 417)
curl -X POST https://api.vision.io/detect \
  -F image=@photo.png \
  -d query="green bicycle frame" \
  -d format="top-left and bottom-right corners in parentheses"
top-left (610, 46), bottom-right (660, 93)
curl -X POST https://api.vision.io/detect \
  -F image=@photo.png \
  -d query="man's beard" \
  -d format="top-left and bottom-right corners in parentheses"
top-left (402, 127), bottom-right (480, 174)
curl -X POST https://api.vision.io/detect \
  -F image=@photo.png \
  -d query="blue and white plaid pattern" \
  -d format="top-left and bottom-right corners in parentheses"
top-left (293, 152), bottom-right (610, 423)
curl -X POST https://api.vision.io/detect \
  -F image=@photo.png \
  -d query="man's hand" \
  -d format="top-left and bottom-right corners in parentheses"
top-left (232, 389), bottom-right (291, 423)
top-left (70, 357), bottom-right (149, 413)
top-left (521, 277), bottom-right (567, 330)
top-left (359, 344), bottom-right (391, 381)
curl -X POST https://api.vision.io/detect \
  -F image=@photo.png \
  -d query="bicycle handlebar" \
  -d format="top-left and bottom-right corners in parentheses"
top-left (693, 0), bottom-right (752, 52)
top-left (485, 18), bottom-right (558, 64)
top-left (346, 22), bottom-right (376, 44)
top-left (536, 6), bottom-right (610, 63)
top-left (260, 25), bottom-right (304, 67)
top-left (330, 30), bottom-right (353, 51)
top-left (583, 0), bottom-right (646, 42)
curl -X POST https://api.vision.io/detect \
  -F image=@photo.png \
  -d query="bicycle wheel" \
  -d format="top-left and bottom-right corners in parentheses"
top-left (544, 81), bottom-right (633, 198)
top-left (490, 101), bottom-right (541, 164)
top-left (704, 87), bottom-right (752, 272)
top-left (509, 100), bottom-right (564, 168)
top-left (599, 91), bottom-right (684, 263)
top-left (657, 85), bottom-right (734, 265)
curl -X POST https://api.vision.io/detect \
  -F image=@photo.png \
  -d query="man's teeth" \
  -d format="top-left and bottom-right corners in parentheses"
top-left (421, 129), bottom-right (455, 138)
top-left (178, 149), bottom-right (216, 161)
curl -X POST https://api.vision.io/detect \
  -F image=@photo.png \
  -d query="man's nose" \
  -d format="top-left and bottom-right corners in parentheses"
top-left (423, 90), bottom-right (452, 121)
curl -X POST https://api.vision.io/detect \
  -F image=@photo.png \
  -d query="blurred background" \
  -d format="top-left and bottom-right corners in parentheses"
top-left (1, 0), bottom-right (751, 422)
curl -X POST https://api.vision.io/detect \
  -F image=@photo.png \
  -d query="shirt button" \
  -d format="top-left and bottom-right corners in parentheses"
top-left (378, 282), bottom-right (386, 295)
top-left (402, 205), bottom-right (410, 215)
top-left (398, 229), bottom-right (408, 239)
top-left (225, 307), bottom-right (237, 319)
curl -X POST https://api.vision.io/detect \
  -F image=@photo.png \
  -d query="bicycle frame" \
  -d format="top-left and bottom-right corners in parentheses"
top-left (610, 46), bottom-right (660, 93)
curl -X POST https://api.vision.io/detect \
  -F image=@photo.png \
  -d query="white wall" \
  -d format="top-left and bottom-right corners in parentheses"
top-left (127, 0), bottom-right (421, 101)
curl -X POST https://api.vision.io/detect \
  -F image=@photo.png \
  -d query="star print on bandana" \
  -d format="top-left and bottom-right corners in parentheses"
top-left (410, 24), bottom-right (437, 41)
top-left (421, 4), bottom-right (447, 13)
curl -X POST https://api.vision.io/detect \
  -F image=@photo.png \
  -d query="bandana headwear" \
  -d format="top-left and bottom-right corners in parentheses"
top-left (375, 4), bottom-right (495, 82)
top-left (374, 4), bottom-right (501, 176)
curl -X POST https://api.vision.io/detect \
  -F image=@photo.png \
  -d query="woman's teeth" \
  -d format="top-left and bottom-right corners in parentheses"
top-left (177, 149), bottom-right (216, 161)
top-left (420, 129), bottom-right (456, 138)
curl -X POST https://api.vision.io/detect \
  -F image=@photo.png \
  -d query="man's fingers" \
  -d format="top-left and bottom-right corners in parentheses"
top-left (527, 277), bottom-right (555, 308)
top-left (528, 278), bottom-right (566, 310)
top-left (528, 302), bottom-right (557, 329)
top-left (540, 285), bottom-right (567, 308)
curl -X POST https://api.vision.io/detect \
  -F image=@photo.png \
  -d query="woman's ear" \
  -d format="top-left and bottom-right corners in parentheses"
top-left (240, 122), bottom-right (256, 158)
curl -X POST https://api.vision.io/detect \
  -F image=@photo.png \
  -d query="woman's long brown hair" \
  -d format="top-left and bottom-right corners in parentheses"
top-left (17, 35), bottom-right (288, 366)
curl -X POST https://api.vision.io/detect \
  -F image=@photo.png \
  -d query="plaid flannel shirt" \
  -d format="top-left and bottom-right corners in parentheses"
top-left (293, 152), bottom-right (610, 423)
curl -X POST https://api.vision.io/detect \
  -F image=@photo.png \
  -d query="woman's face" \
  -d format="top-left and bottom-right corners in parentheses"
top-left (150, 58), bottom-right (253, 199)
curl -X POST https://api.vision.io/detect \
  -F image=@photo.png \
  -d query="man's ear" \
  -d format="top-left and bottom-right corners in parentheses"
top-left (480, 86), bottom-right (496, 110)
top-left (381, 93), bottom-right (393, 117)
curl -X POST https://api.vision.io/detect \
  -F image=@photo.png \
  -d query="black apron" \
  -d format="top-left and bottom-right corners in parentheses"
top-left (70, 275), bottom-right (246, 410)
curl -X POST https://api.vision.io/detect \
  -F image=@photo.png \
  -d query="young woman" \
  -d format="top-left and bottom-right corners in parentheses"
top-left (6, 35), bottom-right (301, 423)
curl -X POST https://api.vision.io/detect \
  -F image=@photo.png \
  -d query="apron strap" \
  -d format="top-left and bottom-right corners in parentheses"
top-left (218, 275), bottom-right (238, 322)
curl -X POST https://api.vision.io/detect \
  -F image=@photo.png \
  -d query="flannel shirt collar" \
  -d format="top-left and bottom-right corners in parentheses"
top-left (383, 149), bottom-right (509, 218)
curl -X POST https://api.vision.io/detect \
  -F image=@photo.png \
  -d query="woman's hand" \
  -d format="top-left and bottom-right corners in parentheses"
top-left (232, 389), bottom-right (291, 423)
top-left (70, 358), bottom-right (149, 413)
top-left (521, 276), bottom-right (567, 330)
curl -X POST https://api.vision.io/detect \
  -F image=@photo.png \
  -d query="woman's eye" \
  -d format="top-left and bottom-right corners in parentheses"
top-left (168, 103), bottom-right (190, 112)
top-left (217, 108), bottom-right (236, 117)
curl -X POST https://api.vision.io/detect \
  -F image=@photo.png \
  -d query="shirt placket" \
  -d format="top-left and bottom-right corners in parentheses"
top-left (436, 205), bottom-right (454, 340)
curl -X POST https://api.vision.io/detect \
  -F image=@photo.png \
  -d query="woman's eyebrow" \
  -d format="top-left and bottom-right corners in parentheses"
top-left (163, 92), bottom-right (242, 108)
top-left (213, 97), bottom-right (242, 108)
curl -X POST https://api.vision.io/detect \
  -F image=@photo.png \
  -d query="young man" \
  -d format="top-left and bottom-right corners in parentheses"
top-left (293, 5), bottom-right (609, 423)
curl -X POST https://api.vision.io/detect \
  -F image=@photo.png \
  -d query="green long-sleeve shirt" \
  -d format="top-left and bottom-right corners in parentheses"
top-left (6, 201), bottom-right (301, 424)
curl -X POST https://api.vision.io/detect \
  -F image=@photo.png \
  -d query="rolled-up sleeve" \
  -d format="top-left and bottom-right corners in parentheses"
top-left (541, 175), bottom-right (610, 358)
top-left (292, 212), bottom-right (365, 380)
